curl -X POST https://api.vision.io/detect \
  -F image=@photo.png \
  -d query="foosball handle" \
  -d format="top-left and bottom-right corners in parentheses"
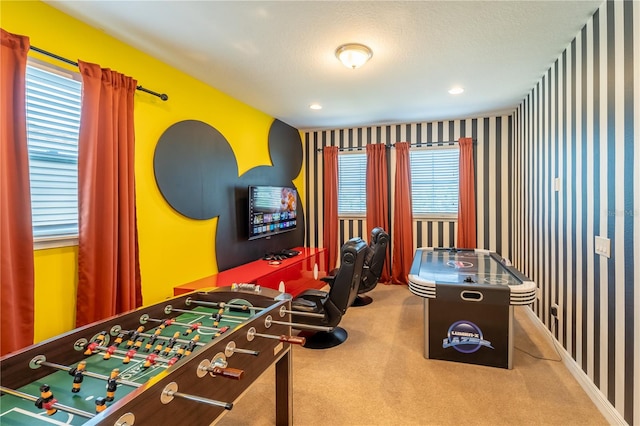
top-left (210, 366), bottom-right (245, 380)
top-left (279, 335), bottom-right (306, 345)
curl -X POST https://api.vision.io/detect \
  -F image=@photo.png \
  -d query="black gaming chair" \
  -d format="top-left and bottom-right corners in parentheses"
top-left (353, 227), bottom-right (389, 306)
top-left (290, 237), bottom-right (368, 349)
top-left (323, 227), bottom-right (389, 307)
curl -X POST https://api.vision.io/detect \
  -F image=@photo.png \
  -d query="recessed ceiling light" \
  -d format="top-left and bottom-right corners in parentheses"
top-left (448, 87), bottom-right (464, 95)
top-left (310, 103), bottom-right (322, 110)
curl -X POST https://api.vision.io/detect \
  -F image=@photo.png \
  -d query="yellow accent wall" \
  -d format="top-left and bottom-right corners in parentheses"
top-left (1, 0), bottom-right (304, 343)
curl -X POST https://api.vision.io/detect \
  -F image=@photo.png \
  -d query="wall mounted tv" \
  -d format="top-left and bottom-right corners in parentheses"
top-left (248, 185), bottom-right (298, 240)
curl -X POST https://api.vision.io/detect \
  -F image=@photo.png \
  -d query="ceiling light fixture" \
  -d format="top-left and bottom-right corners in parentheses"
top-left (309, 103), bottom-right (322, 110)
top-left (335, 43), bottom-right (373, 69)
top-left (448, 87), bottom-right (464, 95)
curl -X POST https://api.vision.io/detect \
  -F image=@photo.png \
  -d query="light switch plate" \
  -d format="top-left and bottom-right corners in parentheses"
top-left (595, 236), bottom-right (611, 258)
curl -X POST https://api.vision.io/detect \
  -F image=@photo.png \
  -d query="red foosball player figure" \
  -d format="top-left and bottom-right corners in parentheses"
top-left (35, 384), bottom-right (58, 415)
top-left (183, 322), bottom-right (201, 336)
top-left (214, 326), bottom-right (230, 338)
top-left (95, 396), bottom-right (107, 414)
top-left (143, 353), bottom-right (158, 369)
top-left (103, 345), bottom-right (117, 361)
top-left (68, 360), bottom-right (87, 393)
top-left (105, 368), bottom-right (119, 402)
top-left (123, 349), bottom-right (136, 364)
top-left (84, 342), bottom-right (99, 356)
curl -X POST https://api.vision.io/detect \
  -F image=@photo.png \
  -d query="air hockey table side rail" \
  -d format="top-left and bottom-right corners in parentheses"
top-left (408, 247), bottom-right (537, 305)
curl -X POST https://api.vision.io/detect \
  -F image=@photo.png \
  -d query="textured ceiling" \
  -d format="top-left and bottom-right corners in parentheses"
top-left (44, 0), bottom-right (603, 130)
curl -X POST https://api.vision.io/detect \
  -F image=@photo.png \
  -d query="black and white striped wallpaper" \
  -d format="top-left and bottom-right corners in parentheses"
top-left (303, 1), bottom-right (637, 423)
top-left (514, 0), bottom-right (637, 424)
top-left (303, 115), bottom-right (514, 265)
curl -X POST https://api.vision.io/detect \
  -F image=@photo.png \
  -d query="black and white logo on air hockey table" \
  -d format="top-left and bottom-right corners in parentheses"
top-left (442, 320), bottom-right (494, 353)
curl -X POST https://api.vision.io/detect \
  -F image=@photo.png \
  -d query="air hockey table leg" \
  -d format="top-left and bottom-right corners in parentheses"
top-left (508, 305), bottom-right (514, 369)
top-left (423, 298), bottom-right (429, 359)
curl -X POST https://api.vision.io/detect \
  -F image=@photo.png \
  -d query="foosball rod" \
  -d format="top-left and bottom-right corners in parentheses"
top-left (161, 382), bottom-right (233, 410)
top-left (0, 386), bottom-right (94, 419)
top-left (32, 357), bottom-right (140, 388)
top-left (277, 305), bottom-right (326, 318)
top-left (185, 298), bottom-right (264, 311)
top-left (85, 342), bottom-right (177, 366)
top-left (246, 327), bottom-right (306, 345)
top-left (135, 330), bottom-right (206, 347)
top-left (167, 307), bottom-right (246, 323)
top-left (264, 316), bottom-right (334, 332)
top-left (142, 316), bottom-right (229, 332)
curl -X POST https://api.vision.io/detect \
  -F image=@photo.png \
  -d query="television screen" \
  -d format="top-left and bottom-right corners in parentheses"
top-left (248, 185), bottom-right (298, 240)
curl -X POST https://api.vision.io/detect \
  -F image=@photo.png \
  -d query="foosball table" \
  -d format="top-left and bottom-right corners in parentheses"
top-left (0, 285), bottom-right (305, 425)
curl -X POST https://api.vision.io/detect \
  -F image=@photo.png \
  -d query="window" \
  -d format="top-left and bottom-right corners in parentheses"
top-left (26, 60), bottom-right (82, 242)
top-left (337, 152), bottom-right (366, 216)
top-left (410, 146), bottom-right (459, 217)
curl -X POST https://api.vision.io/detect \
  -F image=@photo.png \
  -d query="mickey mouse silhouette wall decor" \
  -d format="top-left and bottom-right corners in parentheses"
top-left (153, 119), bottom-right (305, 271)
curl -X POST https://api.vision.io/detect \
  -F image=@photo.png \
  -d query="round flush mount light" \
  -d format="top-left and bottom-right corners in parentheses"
top-left (448, 87), bottom-right (464, 95)
top-left (335, 43), bottom-right (373, 69)
top-left (309, 103), bottom-right (322, 110)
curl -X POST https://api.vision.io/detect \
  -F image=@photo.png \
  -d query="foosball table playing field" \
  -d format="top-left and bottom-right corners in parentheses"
top-left (0, 285), bottom-right (304, 425)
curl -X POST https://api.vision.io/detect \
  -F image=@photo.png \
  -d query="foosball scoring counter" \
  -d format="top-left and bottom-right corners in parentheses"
top-left (0, 285), bottom-right (303, 426)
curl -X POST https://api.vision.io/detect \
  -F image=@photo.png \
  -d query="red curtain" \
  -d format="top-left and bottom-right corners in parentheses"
top-left (456, 137), bottom-right (477, 248)
top-left (76, 60), bottom-right (142, 327)
top-left (365, 143), bottom-right (390, 282)
top-left (323, 146), bottom-right (339, 270)
top-left (0, 29), bottom-right (34, 355)
top-left (391, 142), bottom-right (413, 285)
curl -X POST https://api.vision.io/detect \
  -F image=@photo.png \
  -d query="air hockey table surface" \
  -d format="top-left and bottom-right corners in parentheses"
top-left (408, 247), bottom-right (536, 369)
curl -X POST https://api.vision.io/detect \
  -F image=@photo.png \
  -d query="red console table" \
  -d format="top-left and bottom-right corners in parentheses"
top-left (173, 247), bottom-right (327, 297)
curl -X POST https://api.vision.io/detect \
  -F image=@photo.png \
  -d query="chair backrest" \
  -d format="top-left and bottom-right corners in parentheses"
top-left (328, 237), bottom-right (368, 314)
top-left (359, 227), bottom-right (390, 294)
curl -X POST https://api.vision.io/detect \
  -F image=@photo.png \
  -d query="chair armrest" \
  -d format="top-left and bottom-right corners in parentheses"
top-left (292, 289), bottom-right (329, 314)
top-left (296, 289), bottom-right (328, 301)
top-left (320, 267), bottom-right (339, 284)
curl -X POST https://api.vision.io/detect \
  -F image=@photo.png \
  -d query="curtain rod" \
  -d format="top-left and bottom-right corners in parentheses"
top-left (315, 139), bottom-right (475, 152)
top-left (30, 45), bottom-right (169, 101)
top-left (391, 140), bottom-right (476, 148)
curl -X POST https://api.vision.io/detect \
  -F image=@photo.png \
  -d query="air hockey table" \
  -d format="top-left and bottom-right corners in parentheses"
top-left (408, 248), bottom-right (536, 369)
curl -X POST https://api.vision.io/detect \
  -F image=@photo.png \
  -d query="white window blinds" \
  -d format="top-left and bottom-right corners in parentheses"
top-left (25, 63), bottom-right (82, 238)
top-left (337, 152), bottom-right (366, 216)
top-left (410, 146), bottom-right (459, 216)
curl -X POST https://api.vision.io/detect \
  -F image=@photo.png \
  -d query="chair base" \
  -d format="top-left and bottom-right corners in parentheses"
top-left (297, 327), bottom-right (348, 349)
top-left (351, 294), bottom-right (373, 307)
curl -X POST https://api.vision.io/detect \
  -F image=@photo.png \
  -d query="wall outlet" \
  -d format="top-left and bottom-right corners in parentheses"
top-left (595, 236), bottom-right (611, 258)
top-left (553, 177), bottom-right (560, 192)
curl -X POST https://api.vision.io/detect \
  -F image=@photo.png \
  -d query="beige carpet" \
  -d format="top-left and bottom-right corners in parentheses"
top-left (217, 284), bottom-right (607, 426)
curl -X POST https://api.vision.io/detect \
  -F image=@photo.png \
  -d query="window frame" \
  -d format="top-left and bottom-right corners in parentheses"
top-left (337, 150), bottom-right (367, 218)
top-left (26, 57), bottom-right (82, 250)
top-left (409, 144), bottom-right (460, 221)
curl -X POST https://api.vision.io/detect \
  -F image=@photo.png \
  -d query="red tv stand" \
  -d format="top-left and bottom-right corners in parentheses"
top-left (173, 247), bottom-right (328, 297)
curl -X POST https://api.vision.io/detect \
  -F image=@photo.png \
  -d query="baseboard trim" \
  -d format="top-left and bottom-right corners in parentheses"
top-left (521, 307), bottom-right (626, 426)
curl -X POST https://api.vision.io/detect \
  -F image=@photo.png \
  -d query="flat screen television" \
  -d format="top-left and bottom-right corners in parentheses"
top-left (248, 185), bottom-right (298, 240)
